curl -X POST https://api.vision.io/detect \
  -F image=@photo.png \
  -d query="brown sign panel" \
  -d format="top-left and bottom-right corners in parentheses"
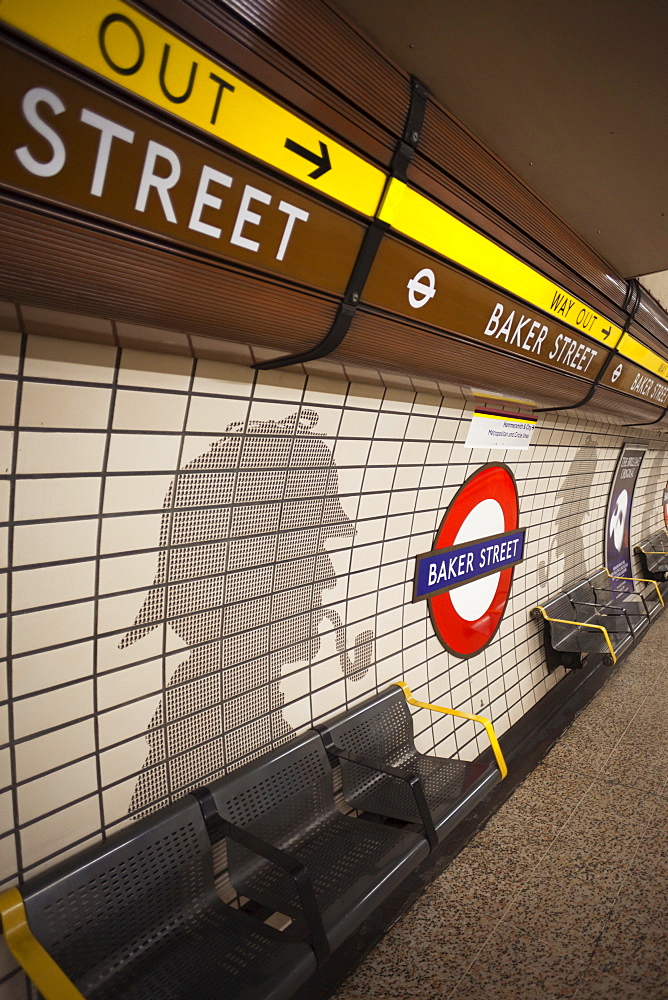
top-left (0, 38), bottom-right (363, 295)
top-left (599, 357), bottom-right (668, 406)
top-left (362, 236), bottom-right (609, 381)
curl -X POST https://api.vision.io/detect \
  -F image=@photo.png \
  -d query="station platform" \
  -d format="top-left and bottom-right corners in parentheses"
top-left (332, 612), bottom-right (668, 999)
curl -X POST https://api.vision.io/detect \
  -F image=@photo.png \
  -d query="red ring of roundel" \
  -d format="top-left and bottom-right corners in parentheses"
top-left (429, 463), bottom-right (519, 658)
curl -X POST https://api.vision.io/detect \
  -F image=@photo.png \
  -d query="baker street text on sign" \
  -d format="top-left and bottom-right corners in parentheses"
top-left (0, 0), bottom-right (386, 217)
top-left (0, 40), bottom-right (363, 294)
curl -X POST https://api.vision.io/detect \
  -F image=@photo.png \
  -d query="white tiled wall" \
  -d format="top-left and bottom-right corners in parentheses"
top-left (1, 314), bottom-right (668, 996)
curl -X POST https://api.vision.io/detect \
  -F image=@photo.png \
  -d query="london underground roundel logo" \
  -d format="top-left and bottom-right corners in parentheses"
top-left (413, 465), bottom-right (525, 658)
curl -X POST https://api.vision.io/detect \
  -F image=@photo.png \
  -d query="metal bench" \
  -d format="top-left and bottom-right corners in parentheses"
top-left (577, 568), bottom-right (662, 623)
top-left (0, 796), bottom-right (318, 1000)
top-left (567, 576), bottom-right (655, 642)
top-left (314, 683), bottom-right (506, 850)
top-left (634, 529), bottom-right (668, 583)
top-left (201, 729), bottom-right (429, 954)
top-left (531, 589), bottom-right (635, 669)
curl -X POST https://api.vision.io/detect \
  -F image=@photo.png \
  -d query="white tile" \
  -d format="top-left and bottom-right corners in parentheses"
top-left (14, 476), bottom-right (102, 520)
top-left (118, 349), bottom-right (193, 391)
top-left (13, 681), bottom-right (93, 739)
top-left (185, 394), bottom-right (249, 434)
top-left (98, 551), bottom-right (159, 596)
top-left (334, 436), bottom-right (372, 466)
top-left (346, 593), bottom-right (376, 626)
top-left (345, 383), bottom-right (384, 410)
top-left (381, 388), bottom-right (415, 412)
top-left (0, 479), bottom-right (9, 522)
top-left (192, 359), bottom-right (254, 397)
top-left (303, 376), bottom-right (348, 406)
top-left (97, 694), bottom-right (161, 748)
top-left (96, 657), bottom-right (163, 711)
top-left (389, 489), bottom-right (418, 515)
top-left (18, 757), bottom-right (98, 824)
top-left (375, 412), bottom-right (410, 439)
top-left (100, 513), bottom-right (163, 555)
top-left (350, 541), bottom-right (383, 573)
top-left (368, 439), bottom-right (401, 466)
top-left (103, 776), bottom-right (146, 825)
top-left (96, 614), bottom-right (177, 675)
top-left (23, 335), bottom-right (116, 382)
top-left (0, 381), bottom-right (16, 425)
top-left (246, 399), bottom-right (303, 429)
top-left (112, 388), bottom-right (188, 433)
top-left (97, 590), bottom-right (154, 638)
top-left (399, 441), bottom-right (429, 465)
top-left (0, 834), bottom-right (18, 888)
top-left (106, 433), bottom-right (181, 473)
top-left (0, 430), bottom-right (13, 476)
top-left (311, 678), bottom-right (345, 720)
top-left (0, 792), bottom-right (14, 836)
top-left (12, 560), bottom-right (96, 611)
top-left (20, 796), bottom-right (101, 869)
top-left (280, 663), bottom-right (310, 709)
top-left (100, 735), bottom-right (151, 787)
top-left (338, 408), bottom-right (379, 438)
top-left (103, 474), bottom-right (172, 515)
top-left (20, 382), bottom-right (112, 429)
top-left (17, 431), bottom-right (106, 474)
top-left (13, 518), bottom-right (99, 568)
top-left (14, 720), bottom-right (96, 782)
top-left (297, 404), bottom-right (341, 438)
top-left (0, 748), bottom-right (10, 789)
top-left (254, 369), bottom-right (305, 401)
top-left (12, 601), bottom-right (95, 655)
top-left (347, 567), bottom-right (379, 600)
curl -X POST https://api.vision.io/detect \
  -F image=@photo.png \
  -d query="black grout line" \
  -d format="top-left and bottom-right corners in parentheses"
top-left (6, 315), bottom-right (28, 884)
top-left (92, 339), bottom-right (123, 837)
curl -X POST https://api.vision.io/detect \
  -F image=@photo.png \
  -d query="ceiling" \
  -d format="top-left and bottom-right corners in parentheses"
top-left (331, 0), bottom-right (668, 283)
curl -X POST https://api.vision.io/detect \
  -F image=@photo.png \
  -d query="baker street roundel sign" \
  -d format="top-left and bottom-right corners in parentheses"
top-left (414, 464), bottom-right (525, 658)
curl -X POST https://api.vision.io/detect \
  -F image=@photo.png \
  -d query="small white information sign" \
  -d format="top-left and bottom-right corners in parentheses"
top-left (465, 409), bottom-right (536, 450)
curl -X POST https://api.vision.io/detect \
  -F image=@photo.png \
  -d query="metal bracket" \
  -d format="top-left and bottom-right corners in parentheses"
top-left (254, 220), bottom-right (389, 370)
top-left (254, 76), bottom-right (429, 371)
top-left (390, 76), bottom-right (429, 181)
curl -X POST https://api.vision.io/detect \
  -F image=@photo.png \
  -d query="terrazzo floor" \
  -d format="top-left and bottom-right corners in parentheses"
top-left (331, 613), bottom-right (668, 1000)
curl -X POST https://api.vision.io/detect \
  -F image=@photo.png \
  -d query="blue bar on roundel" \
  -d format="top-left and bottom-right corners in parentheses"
top-left (414, 528), bottom-right (525, 602)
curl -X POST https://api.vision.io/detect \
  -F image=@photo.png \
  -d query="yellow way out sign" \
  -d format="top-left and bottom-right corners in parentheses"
top-left (0, 0), bottom-right (386, 217)
top-left (379, 181), bottom-right (624, 349)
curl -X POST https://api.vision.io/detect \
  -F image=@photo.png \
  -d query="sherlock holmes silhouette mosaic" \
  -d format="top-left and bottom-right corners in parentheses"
top-left (122, 408), bottom-right (374, 812)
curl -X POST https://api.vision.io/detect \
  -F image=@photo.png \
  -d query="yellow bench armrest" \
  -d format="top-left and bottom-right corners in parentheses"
top-left (394, 681), bottom-right (507, 780)
top-left (0, 888), bottom-right (86, 1000)
top-left (531, 606), bottom-right (616, 664)
top-left (600, 567), bottom-right (664, 606)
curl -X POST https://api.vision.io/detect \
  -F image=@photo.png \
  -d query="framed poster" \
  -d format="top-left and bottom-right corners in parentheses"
top-left (604, 445), bottom-right (645, 592)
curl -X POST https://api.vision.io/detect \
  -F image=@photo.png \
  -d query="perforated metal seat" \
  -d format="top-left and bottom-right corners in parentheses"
top-left (315, 687), bottom-right (500, 845)
top-left (206, 730), bottom-right (429, 952)
top-left (635, 531), bottom-right (668, 582)
top-left (587, 570), bottom-right (661, 624)
top-left (567, 579), bottom-right (649, 638)
top-left (537, 589), bottom-right (633, 668)
top-left (11, 796), bottom-right (316, 1000)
